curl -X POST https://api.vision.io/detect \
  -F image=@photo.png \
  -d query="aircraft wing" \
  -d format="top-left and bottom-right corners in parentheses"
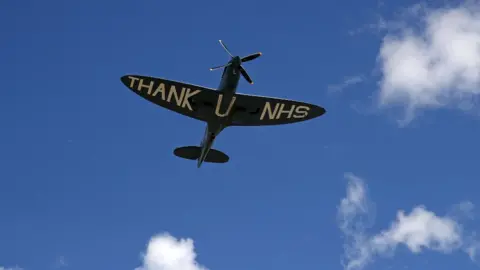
top-left (121, 75), bottom-right (221, 122)
top-left (121, 75), bottom-right (326, 125)
top-left (227, 93), bottom-right (326, 126)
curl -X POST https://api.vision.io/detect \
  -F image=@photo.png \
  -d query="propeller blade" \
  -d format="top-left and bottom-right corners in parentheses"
top-left (210, 63), bottom-right (231, 71)
top-left (239, 66), bottom-right (253, 84)
top-left (219, 40), bottom-right (233, 57)
top-left (241, 52), bottom-right (262, 62)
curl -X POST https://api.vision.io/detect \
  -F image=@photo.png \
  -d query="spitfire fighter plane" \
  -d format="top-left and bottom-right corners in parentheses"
top-left (120, 40), bottom-right (326, 168)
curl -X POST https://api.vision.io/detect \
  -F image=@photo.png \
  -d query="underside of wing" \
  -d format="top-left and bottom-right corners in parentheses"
top-left (228, 93), bottom-right (326, 126)
top-left (121, 75), bottom-right (221, 122)
top-left (121, 75), bottom-right (326, 126)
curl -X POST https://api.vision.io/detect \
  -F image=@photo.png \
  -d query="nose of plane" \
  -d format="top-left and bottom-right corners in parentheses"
top-left (232, 56), bottom-right (241, 65)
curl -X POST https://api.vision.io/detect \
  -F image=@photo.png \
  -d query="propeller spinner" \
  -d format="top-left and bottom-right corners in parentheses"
top-left (210, 40), bottom-right (262, 84)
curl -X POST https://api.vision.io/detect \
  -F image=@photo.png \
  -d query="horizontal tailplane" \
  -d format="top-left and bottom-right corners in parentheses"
top-left (173, 146), bottom-right (229, 163)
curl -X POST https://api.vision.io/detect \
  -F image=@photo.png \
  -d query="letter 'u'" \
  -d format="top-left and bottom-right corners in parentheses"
top-left (215, 94), bottom-right (237, 117)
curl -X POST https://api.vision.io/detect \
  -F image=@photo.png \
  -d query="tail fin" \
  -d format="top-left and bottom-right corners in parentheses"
top-left (173, 146), bottom-right (229, 163)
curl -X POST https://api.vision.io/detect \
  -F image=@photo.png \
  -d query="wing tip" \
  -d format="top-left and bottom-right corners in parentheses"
top-left (305, 102), bottom-right (326, 116)
top-left (317, 106), bottom-right (327, 117)
top-left (120, 75), bottom-right (131, 86)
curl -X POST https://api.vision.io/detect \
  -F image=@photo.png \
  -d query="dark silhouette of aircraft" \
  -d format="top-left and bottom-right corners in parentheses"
top-left (120, 40), bottom-right (326, 168)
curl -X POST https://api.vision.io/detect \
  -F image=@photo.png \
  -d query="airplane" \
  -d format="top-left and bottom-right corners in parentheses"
top-left (120, 40), bottom-right (326, 168)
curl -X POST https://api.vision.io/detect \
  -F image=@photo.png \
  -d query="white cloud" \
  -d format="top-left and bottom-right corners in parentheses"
top-left (135, 233), bottom-right (208, 270)
top-left (370, 206), bottom-right (463, 253)
top-left (373, 2), bottom-right (480, 123)
top-left (337, 172), bottom-right (478, 270)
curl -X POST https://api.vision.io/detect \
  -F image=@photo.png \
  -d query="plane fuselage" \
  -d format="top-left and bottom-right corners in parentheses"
top-left (197, 56), bottom-right (242, 167)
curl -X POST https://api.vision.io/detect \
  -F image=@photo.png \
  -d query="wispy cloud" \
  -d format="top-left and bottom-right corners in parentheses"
top-left (135, 233), bottom-right (207, 270)
top-left (0, 266), bottom-right (23, 270)
top-left (327, 75), bottom-right (366, 93)
top-left (348, 15), bottom-right (389, 36)
top-left (337, 172), bottom-right (479, 270)
top-left (52, 256), bottom-right (67, 269)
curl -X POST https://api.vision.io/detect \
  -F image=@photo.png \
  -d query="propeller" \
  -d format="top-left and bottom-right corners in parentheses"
top-left (210, 40), bottom-right (261, 84)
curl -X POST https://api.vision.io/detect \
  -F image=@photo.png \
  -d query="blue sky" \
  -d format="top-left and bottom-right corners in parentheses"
top-left (2, 0), bottom-right (480, 270)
